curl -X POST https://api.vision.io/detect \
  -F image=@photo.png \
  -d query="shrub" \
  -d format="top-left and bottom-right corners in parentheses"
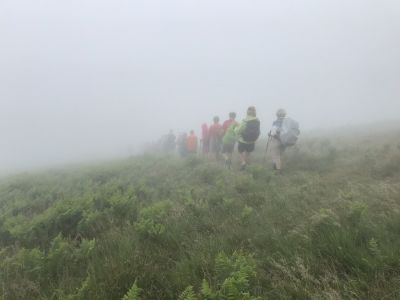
top-left (135, 201), bottom-right (171, 238)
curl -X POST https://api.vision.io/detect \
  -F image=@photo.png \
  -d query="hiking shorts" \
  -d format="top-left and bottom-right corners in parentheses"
top-left (222, 143), bottom-right (235, 154)
top-left (238, 142), bottom-right (255, 153)
top-left (270, 137), bottom-right (285, 169)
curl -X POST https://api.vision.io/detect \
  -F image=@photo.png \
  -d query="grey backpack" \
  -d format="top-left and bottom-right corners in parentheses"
top-left (280, 118), bottom-right (300, 147)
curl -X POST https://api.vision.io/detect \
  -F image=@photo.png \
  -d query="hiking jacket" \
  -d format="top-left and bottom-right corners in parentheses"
top-left (209, 123), bottom-right (223, 140)
top-left (271, 117), bottom-right (285, 138)
top-left (186, 134), bottom-right (198, 152)
top-left (222, 122), bottom-right (238, 145)
top-left (222, 119), bottom-right (235, 134)
top-left (235, 116), bottom-right (260, 144)
top-left (201, 124), bottom-right (209, 142)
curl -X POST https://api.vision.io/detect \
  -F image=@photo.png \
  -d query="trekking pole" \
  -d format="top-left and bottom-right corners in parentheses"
top-left (263, 135), bottom-right (272, 163)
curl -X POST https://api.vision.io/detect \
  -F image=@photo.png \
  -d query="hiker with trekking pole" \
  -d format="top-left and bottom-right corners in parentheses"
top-left (267, 109), bottom-right (300, 173)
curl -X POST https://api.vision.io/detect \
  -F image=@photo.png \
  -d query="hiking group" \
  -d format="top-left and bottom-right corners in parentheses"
top-left (163, 106), bottom-right (300, 172)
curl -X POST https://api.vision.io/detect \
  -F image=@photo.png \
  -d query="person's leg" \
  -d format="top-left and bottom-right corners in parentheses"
top-left (227, 152), bottom-right (232, 168)
top-left (270, 138), bottom-right (282, 170)
top-left (245, 143), bottom-right (255, 166)
top-left (222, 144), bottom-right (227, 159)
top-left (223, 144), bottom-right (233, 167)
top-left (240, 146), bottom-right (249, 170)
top-left (239, 152), bottom-right (247, 170)
top-left (244, 151), bottom-right (250, 165)
top-left (238, 142), bottom-right (246, 170)
top-left (222, 145), bottom-right (229, 166)
top-left (223, 152), bottom-right (228, 161)
top-left (205, 141), bottom-right (209, 156)
top-left (215, 141), bottom-right (221, 161)
top-left (227, 146), bottom-right (233, 168)
top-left (279, 145), bottom-right (286, 168)
top-left (209, 138), bottom-right (215, 160)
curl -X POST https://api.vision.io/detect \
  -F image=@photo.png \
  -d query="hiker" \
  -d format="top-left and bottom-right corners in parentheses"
top-left (201, 123), bottom-right (210, 155)
top-left (177, 132), bottom-right (188, 157)
top-left (222, 112), bottom-right (237, 135)
top-left (235, 106), bottom-right (260, 170)
top-left (186, 130), bottom-right (198, 155)
top-left (268, 108), bottom-right (299, 172)
top-left (222, 113), bottom-right (238, 168)
top-left (164, 130), bottom-right (176, 153)
top-left (208, 116), bottom-right (223, 159)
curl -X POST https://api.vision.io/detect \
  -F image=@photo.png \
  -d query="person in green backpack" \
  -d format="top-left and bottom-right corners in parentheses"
top-left (222, 113), bottom-right (238, 168)
top-left (235, 106), bottom-right (261, 170)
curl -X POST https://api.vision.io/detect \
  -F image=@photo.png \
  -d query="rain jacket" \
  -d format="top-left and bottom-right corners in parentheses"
top-left (222, 122), bottom-right (238, 145)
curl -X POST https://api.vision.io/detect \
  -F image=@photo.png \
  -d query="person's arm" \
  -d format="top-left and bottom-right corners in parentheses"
top-left (270, 121), bottom-right (280, 137)
top-left (270, 126), bottom-right (278, 137)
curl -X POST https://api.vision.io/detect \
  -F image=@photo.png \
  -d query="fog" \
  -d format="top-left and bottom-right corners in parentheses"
top-left (1, 0), bottom-right (400, 173)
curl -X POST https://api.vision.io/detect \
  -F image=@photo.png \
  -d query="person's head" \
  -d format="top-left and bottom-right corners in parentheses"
top-left (247, 106), bottom-right (256, 117)
top-left (229, 112), bottom-right (237, 120)
top-left (213, 116), bottom-right (220, 124)
top-left (190, 130), bottom-right (194, 135)
top-left (276, 108), bottom-right (287, 119)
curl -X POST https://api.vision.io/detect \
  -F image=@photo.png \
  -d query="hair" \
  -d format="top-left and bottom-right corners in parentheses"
top-left (213, 116), bottom-right (220, 123)
top-left (247, 106), bottom-right (256, 117)
top-left (190, 130), bottom-right (194, 134)
top-left (276, 108), bottom-right (287, 118)
top-left (229, 112), bottom-right (237, 119)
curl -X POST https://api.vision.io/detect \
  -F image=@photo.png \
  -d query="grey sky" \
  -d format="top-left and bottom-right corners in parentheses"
top-left (1, 0), bottom-right (400, 172)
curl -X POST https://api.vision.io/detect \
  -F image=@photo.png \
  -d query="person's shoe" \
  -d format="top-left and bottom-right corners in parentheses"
top-left (240, 163), bottom-right (247, 171)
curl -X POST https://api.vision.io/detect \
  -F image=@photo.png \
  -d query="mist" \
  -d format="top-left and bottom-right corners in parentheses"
top-left (1, 0), bottom-right (400, 173)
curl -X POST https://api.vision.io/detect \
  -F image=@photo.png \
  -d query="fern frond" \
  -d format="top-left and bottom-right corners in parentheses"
top-left (122, 280), bottom-right (142, 300)
top-left (178, 286), bottom-right (197, 300)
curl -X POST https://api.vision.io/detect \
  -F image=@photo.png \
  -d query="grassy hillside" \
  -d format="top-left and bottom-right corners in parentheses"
top-left (1, 129), bottom-right (400, 300)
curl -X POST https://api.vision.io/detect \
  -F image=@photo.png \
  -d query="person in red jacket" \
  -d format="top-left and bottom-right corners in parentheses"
top-left (186, 130), bottom-right (198, 154)
top-left (209, 116), bottom-right (223, 159)
top-left (222, 112), bottom-right (237, 134)
top-left (201, 123), bottom-right (209, 155)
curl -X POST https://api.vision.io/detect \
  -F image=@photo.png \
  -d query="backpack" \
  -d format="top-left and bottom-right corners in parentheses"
top-left (242, 119), bottom-right (260, 143)
top-left (279, 118), bottom-right (300, 147)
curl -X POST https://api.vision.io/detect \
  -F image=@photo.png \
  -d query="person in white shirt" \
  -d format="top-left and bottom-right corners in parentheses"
top-left (269, 109), bottom-right (287, 171)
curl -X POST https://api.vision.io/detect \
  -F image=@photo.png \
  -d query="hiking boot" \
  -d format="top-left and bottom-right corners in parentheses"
top-left (224, 158), bottom-right (229, 168)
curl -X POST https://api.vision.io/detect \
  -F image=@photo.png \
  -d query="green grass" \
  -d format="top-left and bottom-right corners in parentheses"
top-left (1, 130), bottom-right (400, 299)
